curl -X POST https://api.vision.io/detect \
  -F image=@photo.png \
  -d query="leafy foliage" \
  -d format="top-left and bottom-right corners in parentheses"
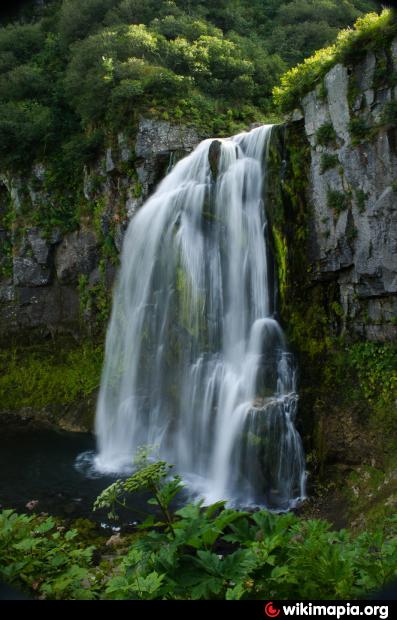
top-left (90, 448), bottom-right (397, 600)
top-left (316, 122), bottom-right (337, 146)
top-left (0, 0), bottom-right (379, 173)
top-left (0, 510), bottom-right (96, 599)
top-left (1, 481), bottom-right (397, 600)
top-left (347, 342), bottom-right (397, 410)
top-left (273, 9), bottom-right (396, 112)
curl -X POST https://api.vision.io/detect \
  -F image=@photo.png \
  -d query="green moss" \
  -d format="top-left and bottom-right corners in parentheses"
top-left (327, 188), bottom-right (351, 214)
top-left (345, 464), bottom-right (397, 531)
top-left (0, 189), bottom-right (14, 279)
top-left (347, 341), bottom-right (397, 422)
top-left (272, 227), bottom-right (288, 305)
top-left (346, 225), bottom-right (358, 241)
top-left (355, 188), bottom-right (367, 212)
top-left (132, 181), bottom-right (143, 199)
top-left (78, 263), bottom-right (112, 327)
top-left (0, 340), bottom-right (103, 411)
top-left (348, 116), bottom-right (373, 145)
top-left (176, 264), bottom-right (199, 339)
top-left (317, 80), bottom-right (328, 103)
top-left (381, 100), bottom-right (397, 125)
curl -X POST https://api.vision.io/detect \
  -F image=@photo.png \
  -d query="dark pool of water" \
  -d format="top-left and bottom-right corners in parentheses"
top-left (0, 420), bottom-right (151, 527)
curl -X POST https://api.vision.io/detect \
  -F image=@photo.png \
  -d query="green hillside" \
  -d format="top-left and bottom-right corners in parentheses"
top-left (0, 0), bottom-right (378, 173)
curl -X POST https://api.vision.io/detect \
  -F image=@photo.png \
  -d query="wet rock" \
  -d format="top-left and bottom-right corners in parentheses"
top-left (12, 228), bottom-right (59, 287)
top-left (135, 118), bottom-right (199, 159)
top-left (26, 499), bottom-right (39, 511)
top-left (209, 140), bottom-right (222, 180)
top-left (118, 132), bottom-right (132, 162)
top-left (55, 230), bottom-right (99, 285)
top-left (28, 229), bottom-right (51, 265)
top-left (106, 533), bottom-right (123, 547)
top-left (0, 286), bottom-right (14, 302)
top-left (299, 41), bottom-right (397, 341)
top-left (13, 257), bottom-right (51, 287)
top-left (0, 284), bottom-right (80, 337)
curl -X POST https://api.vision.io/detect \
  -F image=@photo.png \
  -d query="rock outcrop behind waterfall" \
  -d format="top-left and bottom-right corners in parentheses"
top-left (0, 119), bottom-right (200, 339)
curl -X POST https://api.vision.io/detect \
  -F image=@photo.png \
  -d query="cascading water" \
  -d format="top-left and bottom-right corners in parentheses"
top-left (95, 124), bottom-right (306, 509)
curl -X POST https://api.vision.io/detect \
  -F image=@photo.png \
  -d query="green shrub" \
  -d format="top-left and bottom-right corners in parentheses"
top-left (347, 342), bottom-right (397, 410)
top-left (349, 116), bottom-right (372, 144)
top-left (0, 0), bottom-right (384, 172)
top-left (320, 153), bottom-right (339, 173)
top-left (0, 510), bottom-right (97, 600)
top-left (355, 188), bottom-right (367, 212)
top-left (316, 122), bottom-right (337, 146)
top-left (327, 188), bottom-right (350, 213)
top-left (273, 9), bottom-right (396, 112)
top-left (3, 451), bottom-right (397, 600)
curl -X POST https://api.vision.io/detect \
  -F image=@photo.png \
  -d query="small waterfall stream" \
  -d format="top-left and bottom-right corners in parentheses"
top-left (95, 125), bottom-right (306, 509)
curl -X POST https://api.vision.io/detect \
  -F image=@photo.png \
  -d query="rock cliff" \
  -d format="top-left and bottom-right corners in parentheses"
top-left (0, 118), bottom-right (200, 339)
top-left (289, 42), bottom-right (397, 342)
top-left (264, 38), bottom-right (397, 525)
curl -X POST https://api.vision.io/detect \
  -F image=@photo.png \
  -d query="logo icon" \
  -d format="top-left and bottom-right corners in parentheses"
top-left (264, 602), bottom-right (281, 618)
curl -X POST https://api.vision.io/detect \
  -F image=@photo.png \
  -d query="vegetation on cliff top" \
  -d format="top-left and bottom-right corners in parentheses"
top-left (273, 8), bottom-right (396, 112)
top-left (0, 0), bottom-right (377, 173)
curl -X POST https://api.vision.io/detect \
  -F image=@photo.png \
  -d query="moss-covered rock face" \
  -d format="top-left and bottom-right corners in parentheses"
top-left (266, 31), bottom-right (397, 527)
top-left (297, 38), bottom-right (397, 344)
top-left (0, 119), bottom-right (201, 341)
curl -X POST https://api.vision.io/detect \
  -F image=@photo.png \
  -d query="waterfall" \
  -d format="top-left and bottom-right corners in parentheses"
top-left (95, 125), bottom-right (306, 509)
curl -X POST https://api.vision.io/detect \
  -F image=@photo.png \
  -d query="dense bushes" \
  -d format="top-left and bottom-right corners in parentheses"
top-left (0, 0), bottom-right (379, 173)
top-left (273, 9), bottom-right (396, 112)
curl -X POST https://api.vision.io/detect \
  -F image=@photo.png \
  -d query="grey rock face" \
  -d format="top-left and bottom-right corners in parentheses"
top-left (1, 118), bottom-right (204, 338)
top-left (135, 118), bottom-right (200, 158)
top-left (324, 64), bottom-right (350, 144)
top-left (302, 91), bottom-right (330, 146)
top-left (13, 257), bottom-right (51, 287)
top-left (55, 230), bottom-right (99, 285)
top-left (13, 228), bottom-right (53, 287)
top-left (117, 132), bottom-right (132, 162)
top-left (105, 148), bottom-right (116, 173)
top-left (134, 118), bottom-right (201, 202)
top-left (298, 45), bottom-right (397, 341)
top-left (0, 284), bottom-right (80, 336)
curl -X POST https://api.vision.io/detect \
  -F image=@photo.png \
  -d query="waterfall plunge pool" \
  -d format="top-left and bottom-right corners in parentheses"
top-left (0, 417), bottom-right (306, 529)
top-left (0, 420), bottom-right (155, 529)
